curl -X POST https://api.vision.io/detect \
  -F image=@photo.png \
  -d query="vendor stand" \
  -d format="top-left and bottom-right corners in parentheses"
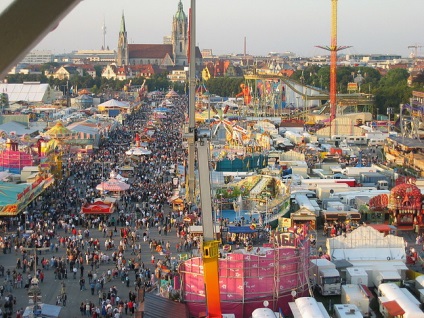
top-left (118, 165), bottom-right (134, 178)
top-left (225, 225), bottom-right (259, 246)
top-left (290, 207), bottom-right (317, 230)
top-left (171, 198), bottom-right (184, 212)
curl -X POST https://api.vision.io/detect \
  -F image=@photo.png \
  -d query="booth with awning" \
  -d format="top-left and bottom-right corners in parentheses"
top-left (118, 165), bottom-right (134, 178)
top-left (227, 226), bottom-right (257, 234)
top-left (290, 207), bottom-right (317, 229)
top-left (80, 201), bottom-right (115, 215)
top-left (321, 211), bottom-right (361, 222)
top-left (172, 198), bottom-right (184, 211)
top-left (380, 300), bottom-right (405, 317)
top-left (0, 174), bottom-right (54, 216)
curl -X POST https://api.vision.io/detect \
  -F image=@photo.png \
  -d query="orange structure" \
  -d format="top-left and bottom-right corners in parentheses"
top-left (236, 83), bottom-right (251, 105)
top-left (316, 0), bottom-right (350, 124)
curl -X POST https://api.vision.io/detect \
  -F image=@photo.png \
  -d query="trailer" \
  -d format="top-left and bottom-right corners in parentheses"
top-left (378, 283), bottom-right (424, 318)
top-left (284, 131), bottom-right (305, 145)
top-left (359, 172), bottom-right (391, 189)
top-left (346, 261), bottom-right (408, 288)
top-left (302, 178), bottom-right (358, 188)
top-left (341, 284), bottom-right (371, 317)
top-left (372, 270), bottom-right (402, 288)
top-left (333, 304), bottom-right (363, 318)
top-left (251, 308), bottom-right (278, 318)
top-left (316, 184), bottom-right (349, 200)
top-left (342, 167), bottom-right (377, 177)
top-left (289, 297), bottom-right (330, 318)
top-left (346, 268), bottom-right (368, 285)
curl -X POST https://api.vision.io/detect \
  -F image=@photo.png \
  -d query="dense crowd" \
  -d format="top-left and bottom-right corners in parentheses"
top-left (1, 95), bottom-right (193, 317)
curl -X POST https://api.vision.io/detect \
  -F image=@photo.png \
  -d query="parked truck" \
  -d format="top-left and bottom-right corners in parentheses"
top-left (309, 259), bottom-right (341, 296)
top-left (371, 270), bottom-right (402, 288)
top-left (284, 130), bottom-right (305, 145)
top-left (342, 167), bottom-right (377, 177)
top-left (358, 172), bottom-right (391, 189)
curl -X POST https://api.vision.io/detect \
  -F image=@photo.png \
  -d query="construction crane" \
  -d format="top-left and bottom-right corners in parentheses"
top-left (408, 44), bottom-right (423, 59)
top-left (316, 0), bottom-right (350, 127)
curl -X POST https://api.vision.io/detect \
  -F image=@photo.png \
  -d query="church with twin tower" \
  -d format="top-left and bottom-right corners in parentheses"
top-left (116, 0), bottom-right (198, 68)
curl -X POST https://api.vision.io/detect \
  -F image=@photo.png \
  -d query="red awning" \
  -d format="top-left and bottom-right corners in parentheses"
top-left (360, 284), bottom-right (374, 299)
top-left (81, 201), bottom-right (114, 214)
top-left (382, 300), bottom-right (405, 316)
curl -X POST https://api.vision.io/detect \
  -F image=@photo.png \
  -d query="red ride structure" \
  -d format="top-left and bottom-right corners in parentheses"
top-left (316, 0), bottom-right (351, 128)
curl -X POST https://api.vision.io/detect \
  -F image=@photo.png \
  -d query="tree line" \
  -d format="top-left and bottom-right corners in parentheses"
top-left (6, 63), bottom-right (424, 114)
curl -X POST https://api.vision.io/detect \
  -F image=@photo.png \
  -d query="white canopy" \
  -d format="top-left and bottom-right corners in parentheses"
top-left (125, 147), bottom-right (152, 156)
top-left (326, 225), bottom-right (406, 261)
top-left (98, 99), bottom-right (129, 108)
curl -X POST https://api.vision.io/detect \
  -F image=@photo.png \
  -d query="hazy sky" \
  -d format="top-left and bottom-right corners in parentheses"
top-left (2, 0), bottom-right (423, 57)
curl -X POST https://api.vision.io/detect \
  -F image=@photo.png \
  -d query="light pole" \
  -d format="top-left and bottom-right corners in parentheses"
top-left (387, 107), bottom-right (393, 133)
top-left (219, 194), bottom-right (223, 224)
top-left (23, 211), bottom-right (28, 233)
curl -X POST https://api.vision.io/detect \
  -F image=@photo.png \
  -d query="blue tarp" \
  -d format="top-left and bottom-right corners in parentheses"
top-left (23, 303), bottom-right (62, 318)
top-left (227, 226), bottom-right (257, 234)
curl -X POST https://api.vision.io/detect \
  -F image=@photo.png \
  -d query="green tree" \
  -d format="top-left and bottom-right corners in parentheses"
top-left (374, 69), bottom-right (411, 114)
top-left (205, 77), bottom-right (244, 97)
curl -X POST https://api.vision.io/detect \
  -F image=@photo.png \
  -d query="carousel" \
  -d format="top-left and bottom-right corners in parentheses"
top-left (125, 133), bottom-right (152, 156)
top-left (41, 121), bottom-right (77, 179)
top-left (96, 171), bottom-right (130, 195)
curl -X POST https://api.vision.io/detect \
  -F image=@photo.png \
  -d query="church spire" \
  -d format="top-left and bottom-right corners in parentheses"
top-left (175, 0), bottom-right (186, 21)
top-left (117, 10), bottom-right (128, 66)
top-left (120, 11), bottom-right (126, 33)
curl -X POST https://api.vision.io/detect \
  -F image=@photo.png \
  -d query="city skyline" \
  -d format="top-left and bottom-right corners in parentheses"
top-left (1, 0), bottom-right (423, 58)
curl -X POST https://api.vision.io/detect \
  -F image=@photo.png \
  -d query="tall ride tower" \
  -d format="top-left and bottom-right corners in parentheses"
top-left (317, 0), bottom-right (350, 129)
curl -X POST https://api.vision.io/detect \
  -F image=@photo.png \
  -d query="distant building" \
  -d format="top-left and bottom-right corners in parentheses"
top-left (71, 50), bottom-right (116, 65)
top-left (116, 1), bottom-right (201, 68)
top-left (168, 69), bottom-right (187, 82)
top-left (45, 64), bottom-right (97, 80)
top-left (46, 65), bottom-right (83, 80)
top-left (8, 64), bottom-right (43, 75)
top-left (101, 64), bottom-right (156, 80)
top-left (21, 50), bottom-right (54, 64)
top-left (201, 49), bottom-right (213, 58)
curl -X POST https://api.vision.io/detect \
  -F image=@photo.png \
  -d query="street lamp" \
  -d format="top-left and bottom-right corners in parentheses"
top-left (219, 194), bottom-right (223, 224)
top-left (23, 211), bottom-right (28, 233)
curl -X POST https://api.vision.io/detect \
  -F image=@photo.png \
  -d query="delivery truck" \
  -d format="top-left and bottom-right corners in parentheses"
top-left (309, 259), bottom-right (341, 296)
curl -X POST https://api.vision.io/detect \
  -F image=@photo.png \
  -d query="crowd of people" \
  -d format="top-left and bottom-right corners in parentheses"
top-left (0, 95), bottom-right (193, 317)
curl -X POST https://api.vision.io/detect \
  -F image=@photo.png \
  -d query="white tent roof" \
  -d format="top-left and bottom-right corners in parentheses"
top-left (98, 99), bottom-right (129, 108)
top-left (0, 83), bottom-right (51, 103)
top-left (67, 121), bottom-right (101, 136)
top-left (0, 121), bottom-right (47, 136)
top-left (326, 225), bottom-right (406, 261)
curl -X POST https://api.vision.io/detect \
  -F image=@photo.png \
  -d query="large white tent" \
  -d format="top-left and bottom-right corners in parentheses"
top-left (98, 99), bottom-right (129, 109)
top-left (326, 225), bottom-right (406, 261)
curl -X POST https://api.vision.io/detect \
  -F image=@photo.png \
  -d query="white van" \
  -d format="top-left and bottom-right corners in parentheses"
top-left (368, 138), bottom-right (384, 146)
top-left (346, 136), bottom-right (367, 145)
